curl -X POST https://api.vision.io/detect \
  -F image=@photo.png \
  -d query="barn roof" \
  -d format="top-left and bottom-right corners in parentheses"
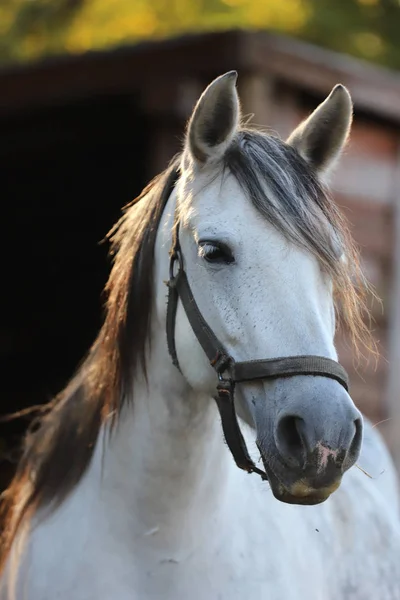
top-left (1, 30), bottom-right (400, 122)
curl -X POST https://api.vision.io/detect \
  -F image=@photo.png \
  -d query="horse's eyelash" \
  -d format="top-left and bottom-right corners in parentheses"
top-left (198, 242), bottom-right (217, 256)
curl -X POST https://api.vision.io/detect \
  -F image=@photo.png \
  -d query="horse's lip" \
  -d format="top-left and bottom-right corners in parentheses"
top-left (258, 450), bottom-right (337, 506)
top-left (271, 487), bottom-right (331, 506)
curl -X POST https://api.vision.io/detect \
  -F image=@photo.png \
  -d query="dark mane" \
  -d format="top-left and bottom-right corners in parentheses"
top-left (0, 128), bottom-right (371, 576)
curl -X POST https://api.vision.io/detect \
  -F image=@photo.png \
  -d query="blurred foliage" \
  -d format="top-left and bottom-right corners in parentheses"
top-left (1, 0), bottom-right (400, 69)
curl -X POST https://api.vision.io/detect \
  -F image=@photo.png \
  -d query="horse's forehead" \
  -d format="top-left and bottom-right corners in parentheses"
top-left (181, 169), bottom-right (327, 281)
top-left (186, 170), bottom-right (245, 211)
top-left (185, 171), bottom-right (298, 254)
top-left (185, 171), bottom-right (265, 232)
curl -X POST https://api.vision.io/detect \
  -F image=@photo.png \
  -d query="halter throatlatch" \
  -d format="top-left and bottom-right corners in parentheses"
top-left (165, 169), bottom-right (349, 481)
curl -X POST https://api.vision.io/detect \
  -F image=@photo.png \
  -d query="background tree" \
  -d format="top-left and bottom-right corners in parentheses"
top-left (0, 0), bottom-right (399, 69)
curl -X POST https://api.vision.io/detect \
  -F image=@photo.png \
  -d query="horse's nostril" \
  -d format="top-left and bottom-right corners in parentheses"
top-left (276, 415), bottom-right (307, 468)
top-left (274, 408), bottom-right (363, 473)
top-left (349, 417), bottom-right (363, 459)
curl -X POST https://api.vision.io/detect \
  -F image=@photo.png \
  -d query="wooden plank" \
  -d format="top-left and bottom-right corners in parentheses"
top-left (237, 73), bottom-right (276, 128)
top-left (350, 381), bottom-right (386, 424)
top-left (386, 144), bottom-right (400, 469)
top-left (335, 198), bottom-right (394, 259)
top-left (346, 119), bottom-right (399, 160)
top-left (330, 118), bottom-right (399, 205)
top-left (268, 84), bottom-right (303, 139)
top-left (332, 157), bottom-right (395, 205)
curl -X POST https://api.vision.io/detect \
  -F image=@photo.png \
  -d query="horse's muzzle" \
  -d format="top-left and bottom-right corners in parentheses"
top-left (251, 376), bottom-right (363, 504)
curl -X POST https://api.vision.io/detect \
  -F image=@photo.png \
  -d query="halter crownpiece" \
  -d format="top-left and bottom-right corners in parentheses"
top-left (164, 169), bottom-right (349, 481)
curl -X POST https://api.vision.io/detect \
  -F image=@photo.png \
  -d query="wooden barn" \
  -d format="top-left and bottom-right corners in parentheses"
top-left (1, 30), bottom-right (400, 490)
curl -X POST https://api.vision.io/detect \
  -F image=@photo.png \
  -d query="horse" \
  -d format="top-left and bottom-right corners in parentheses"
top-left (1, 71), bottom-right (400, 600)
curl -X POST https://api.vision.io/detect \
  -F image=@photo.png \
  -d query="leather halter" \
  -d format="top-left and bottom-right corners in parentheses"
top-left (164, 169), bottom-right (349, 481)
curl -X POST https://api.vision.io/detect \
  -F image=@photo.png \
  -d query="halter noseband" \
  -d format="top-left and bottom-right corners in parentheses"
top-left (165, 169), bottom-right (349, 481)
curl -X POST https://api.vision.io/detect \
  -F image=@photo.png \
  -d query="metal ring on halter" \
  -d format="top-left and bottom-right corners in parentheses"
top-left (218, 370), bottom-right (231, 383)
top-left (169, 250), bottom-right (184, 282)
top-left (217, 370), bottom-right (234, 399)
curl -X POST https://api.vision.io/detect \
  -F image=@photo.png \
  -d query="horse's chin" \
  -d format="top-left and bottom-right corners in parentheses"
top-left (271, 486), bottom-right (332, 506)
top-left (262, 459), bottom-right (341, 506)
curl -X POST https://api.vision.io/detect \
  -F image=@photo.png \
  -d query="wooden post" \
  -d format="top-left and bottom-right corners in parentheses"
top-left (237, 74), bottom-right (275, 128)
top-left (386, 143), bottom-right (400, 470)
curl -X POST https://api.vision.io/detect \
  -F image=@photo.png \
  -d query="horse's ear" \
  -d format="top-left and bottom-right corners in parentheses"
top-left (185, 71), bottom-right (240, 165)
top-left (287, 84), bottom-right (353, 174)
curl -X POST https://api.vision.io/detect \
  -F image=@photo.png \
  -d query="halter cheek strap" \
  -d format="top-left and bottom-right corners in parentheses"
top-left (167, 252), bottom-right (268, 478)
top-left (164, 169), bottom-right (349, 481)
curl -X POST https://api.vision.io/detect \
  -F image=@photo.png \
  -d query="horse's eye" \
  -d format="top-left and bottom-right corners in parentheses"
top-left (199, 241), bottom-right (234, 264)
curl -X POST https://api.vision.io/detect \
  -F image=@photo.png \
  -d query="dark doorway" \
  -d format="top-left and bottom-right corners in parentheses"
top-left (0, 92), bottom-right (148, 490)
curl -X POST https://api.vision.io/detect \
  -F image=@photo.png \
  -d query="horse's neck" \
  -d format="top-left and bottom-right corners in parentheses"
top-left (83, 189), bottom-right (247, 557)
top-left (94, 329), bottom-right (238, 555)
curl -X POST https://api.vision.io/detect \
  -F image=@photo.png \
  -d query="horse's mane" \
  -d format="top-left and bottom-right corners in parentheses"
top-left (0, 128), bottom-right (372, 578)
